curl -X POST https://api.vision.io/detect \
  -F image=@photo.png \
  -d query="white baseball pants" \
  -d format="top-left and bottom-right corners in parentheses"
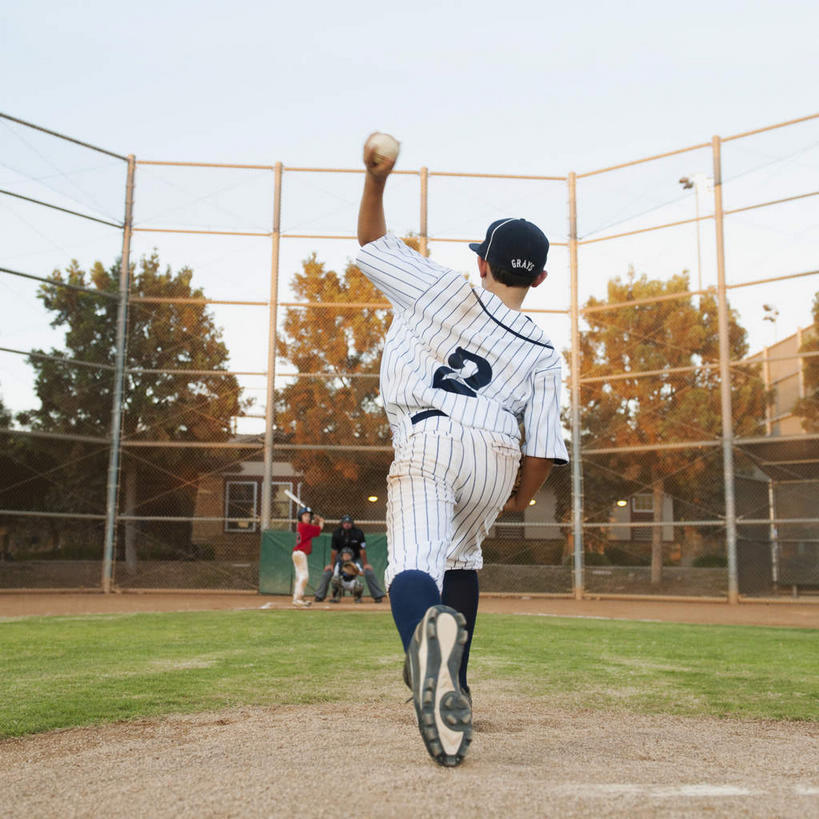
top-left (385, 416), bottom-right (520, 591)
top-left (292, 550), bottom-right (309, 602)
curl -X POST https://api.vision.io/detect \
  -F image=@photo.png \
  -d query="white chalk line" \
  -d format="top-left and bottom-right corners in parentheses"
top-left (515, 611), bottom-right (666, 624)
top-left (551, 783), bottom-right (819, 799)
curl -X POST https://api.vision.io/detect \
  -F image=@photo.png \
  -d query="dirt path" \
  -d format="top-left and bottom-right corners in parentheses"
top-left (1, 591), bottom-right (817, 628)
top-left (3, 694), bottom-right (817, 818)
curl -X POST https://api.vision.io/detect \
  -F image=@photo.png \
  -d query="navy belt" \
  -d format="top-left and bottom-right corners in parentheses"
top-left (410, 409), bottom-right (448, 425)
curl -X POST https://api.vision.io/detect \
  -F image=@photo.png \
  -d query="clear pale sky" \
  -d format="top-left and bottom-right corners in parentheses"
top-left (3, 0), bottom-right (817, 170)
top-left (1, 0), bottom-right (818, 423)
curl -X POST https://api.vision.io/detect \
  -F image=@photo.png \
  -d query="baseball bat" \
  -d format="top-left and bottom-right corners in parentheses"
top-left (284, 488), bottom-right (306, 508)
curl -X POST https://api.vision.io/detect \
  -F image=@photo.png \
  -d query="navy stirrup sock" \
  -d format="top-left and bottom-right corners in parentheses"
top-left (389, 570), bottom-right (441, 651)
top-left (442, 569), bottom-right (479, 691)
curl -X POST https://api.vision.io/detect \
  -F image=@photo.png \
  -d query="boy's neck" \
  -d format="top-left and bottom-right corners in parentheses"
top-left (481, 278), bottom-right (528, 311)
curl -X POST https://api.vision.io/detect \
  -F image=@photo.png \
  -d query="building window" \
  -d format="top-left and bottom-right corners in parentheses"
top-left (632, 494), bottom-right (653, 513)
top-left (225, 481), bottom-right (258, 532)
top-left (271, 483), bottom-right (293, 523)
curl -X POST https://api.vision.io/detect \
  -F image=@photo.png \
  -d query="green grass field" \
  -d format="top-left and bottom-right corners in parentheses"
top-left (1, 610), bottom-right (817, 739)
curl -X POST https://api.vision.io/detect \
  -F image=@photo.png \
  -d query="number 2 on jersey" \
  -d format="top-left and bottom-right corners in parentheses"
top-left (432, 347), bottom-right (492, 398)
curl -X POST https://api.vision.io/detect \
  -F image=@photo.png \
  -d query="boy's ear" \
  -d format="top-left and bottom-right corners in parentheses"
top-left (477, 256), bottom-right (490, 279)
top-left (530, 269), bottom-right (548, 288)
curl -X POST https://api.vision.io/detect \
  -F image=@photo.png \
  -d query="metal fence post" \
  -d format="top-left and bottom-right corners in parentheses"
top-left (768, 479), bottom-right (779, 587)
top-left (101, 153), bottom-right (135, 592)
top-left (568, 171), bottom-right (584, 599)
top-left (261, 161), bottom-right (283, 530)
top-left (419, 166), bottom-right (429, 257)
top-left (711, 136), bottom-right (739, 603)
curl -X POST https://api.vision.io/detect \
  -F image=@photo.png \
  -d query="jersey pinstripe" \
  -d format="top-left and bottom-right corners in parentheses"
top-left (356, 233), bottom-right (569, 464)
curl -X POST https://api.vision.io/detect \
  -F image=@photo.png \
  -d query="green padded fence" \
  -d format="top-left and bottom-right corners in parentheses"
top-left (259, 530), bottom-right (388, 597)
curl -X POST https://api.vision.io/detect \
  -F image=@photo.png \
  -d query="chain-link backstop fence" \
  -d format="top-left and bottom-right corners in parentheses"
top-left (1, 111), bottom-right (817, 598)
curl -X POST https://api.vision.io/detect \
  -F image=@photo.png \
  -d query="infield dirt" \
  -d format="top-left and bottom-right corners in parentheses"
top-left (1, 591), bottom-right (818, 628)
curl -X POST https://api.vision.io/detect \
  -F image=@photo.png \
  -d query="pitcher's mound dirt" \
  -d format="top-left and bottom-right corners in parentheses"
top-left (2, 693), bottom-right (817, 818)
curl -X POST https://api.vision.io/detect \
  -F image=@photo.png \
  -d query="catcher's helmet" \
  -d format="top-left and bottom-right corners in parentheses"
top-left (297, 506), bottom-right (312, 518)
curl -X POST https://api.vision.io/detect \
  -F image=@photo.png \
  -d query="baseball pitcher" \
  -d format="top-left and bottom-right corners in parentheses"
top-left (356, 134), bottom-right (568, 766)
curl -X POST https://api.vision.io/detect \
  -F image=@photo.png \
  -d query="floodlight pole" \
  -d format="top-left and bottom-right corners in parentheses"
top-left (711, 136), bottom-right (739, 603)
top-left (101, 154), bottom-right (135, 592)
top-left (568, 171), bottom-right (584, 599)
top-left (261, 162), bottom-right (283, 530)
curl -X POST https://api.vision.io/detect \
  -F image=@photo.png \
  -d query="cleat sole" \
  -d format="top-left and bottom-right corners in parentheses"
top-left (405, 605), bottom-right (473, 767)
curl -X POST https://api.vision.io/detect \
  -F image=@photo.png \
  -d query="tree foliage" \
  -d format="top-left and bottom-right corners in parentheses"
top-left (0, 393), bottom-right (57, 557)
top-left (573, 270), bottom-right (766, 580)
top-left (274, 242), bottom-right (419, 518)
top-left (27, 253), bottom-right (243, 442)
top-left (18, 253), bottom-right (247, 560)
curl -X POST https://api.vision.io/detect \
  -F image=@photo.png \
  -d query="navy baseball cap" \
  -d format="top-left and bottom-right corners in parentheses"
top-left (469, 218), bottom-right (549, 278)
top-left (340, 514), bottom-right (353, 524)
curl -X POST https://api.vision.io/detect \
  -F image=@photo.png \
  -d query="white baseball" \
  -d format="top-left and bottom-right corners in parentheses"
top-left (367, 132), bottom-right (400, 164)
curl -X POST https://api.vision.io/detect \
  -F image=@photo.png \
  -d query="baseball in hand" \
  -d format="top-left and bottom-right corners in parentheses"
top-left (366, 132), bottom-right (400, 165)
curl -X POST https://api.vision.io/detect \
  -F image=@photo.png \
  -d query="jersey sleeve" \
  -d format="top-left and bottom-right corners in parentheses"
top-left (522, 365), bottom-right (569, 463)
top-left (355, 233), bottom-right (453, 311)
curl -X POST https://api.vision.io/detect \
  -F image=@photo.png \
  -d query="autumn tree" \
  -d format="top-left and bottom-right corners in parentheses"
top-left (274, 242), bottom-right (424, 518)
top-left (22, 253), bottom-right (246, 567)
top-left (577, 271), bottom-right (766, 583)
top-left (794, 291), bottom-right (819, 432)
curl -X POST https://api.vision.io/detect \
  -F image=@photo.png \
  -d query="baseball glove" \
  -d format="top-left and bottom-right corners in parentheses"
top-left (342, 561), bottom-right (361, 576)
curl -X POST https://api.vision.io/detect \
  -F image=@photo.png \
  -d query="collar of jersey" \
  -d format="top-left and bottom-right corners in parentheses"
top-left (470, 287), bottom-right (553, 349)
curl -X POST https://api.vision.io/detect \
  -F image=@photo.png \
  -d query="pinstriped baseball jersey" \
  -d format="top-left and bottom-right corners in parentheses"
top-left (356, 234), bottom-right (569, 464)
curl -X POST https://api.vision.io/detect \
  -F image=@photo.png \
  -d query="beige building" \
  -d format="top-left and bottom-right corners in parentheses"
top-left (745, 325), bottom-right (818, 586)
top-left (748, 325), bottom-right (814, 436)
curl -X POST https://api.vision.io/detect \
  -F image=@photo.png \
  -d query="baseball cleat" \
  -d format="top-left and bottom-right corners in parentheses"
top-left (462, 684), bottom-right (472, 710)
top-left (405, 604), bottom-right (472, 767)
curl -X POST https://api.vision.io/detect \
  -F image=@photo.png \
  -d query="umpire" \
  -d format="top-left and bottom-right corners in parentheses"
top-left (314, 515), bottom-right (385, 603)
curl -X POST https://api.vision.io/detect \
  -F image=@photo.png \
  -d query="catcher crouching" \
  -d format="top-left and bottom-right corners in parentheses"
top-left (330, 546), bottom-right (364, 603)
top-left (314, 514), bottom-right (386, 603)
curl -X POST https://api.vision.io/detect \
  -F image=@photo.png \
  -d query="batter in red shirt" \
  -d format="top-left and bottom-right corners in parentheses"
top-left (292, 507), bottom-right (324, 607)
